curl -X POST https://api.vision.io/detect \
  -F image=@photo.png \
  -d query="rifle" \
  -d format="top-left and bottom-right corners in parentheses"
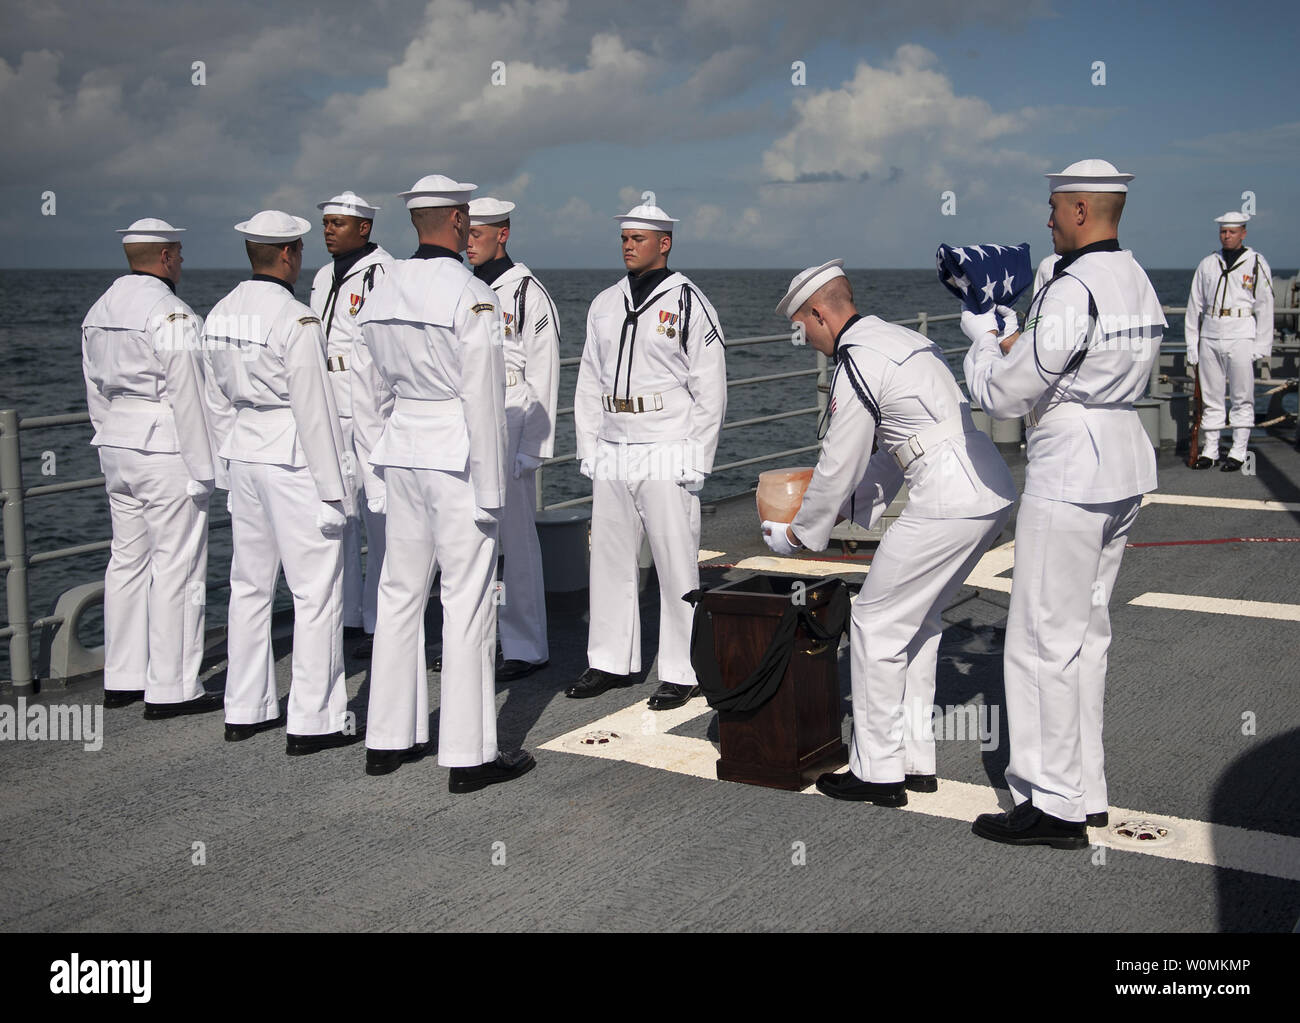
top-left (1186, 364), bottom-right (1202, 467)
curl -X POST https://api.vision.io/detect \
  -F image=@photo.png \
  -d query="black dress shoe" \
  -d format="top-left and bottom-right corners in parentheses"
top-left (815, 771), bottom-right (908, 806)
top-left (1086, 811), bottom-right (1109, 829)
top-left (224, 716), bottom-right (285, 742)
top-left (496, 659), bottom-right (549, 682)
top-left (365, 741), bottom-right (433, 776)
top-left (647, 681), bottom-right (700, 710)
top-left (564, 667), bottom-right (633, 699)
top-left (448, 749), bottom-right (536, 793)
top-left (285, 729), bottom-right (364, 756)
top-left (1220, 456), bottom-right (1244, 472)
top-left (143, 691), bottom-right (224, 719)
top-left (905, 773), bottom-right (939, 793)
top-left (104, 689), bottom-right (144, 709)
top-left (972, 800), bottom-right (1088, 850)
top-left (1190, 455), bottom-right (1215, 470)
top-left (350, 635), bottom-right (373, 659)
top-left (432, 657), bottom-right (442, 672)
top-left (343, 625), bottom-right (367, 640)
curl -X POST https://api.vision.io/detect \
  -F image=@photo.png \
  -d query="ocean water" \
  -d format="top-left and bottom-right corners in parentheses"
top-left (0, 263), bottom-right (1287, 677)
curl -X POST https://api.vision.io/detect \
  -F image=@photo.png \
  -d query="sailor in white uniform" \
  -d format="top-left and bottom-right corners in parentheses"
top-left (308, 191), bottom-right (394, 651)
top-left (465, 197), bottom-right (561, 681)
top-left (762, 262), bottom-right (1016, 805)
top-left (201, 210), bottom-right (358, 754)
top-left (1185, 211), bottom-right (1274, 471)
top-left (567, 204), bottom-right (728, 710)
top-left (964, 159), bottom-right (1166, 848)
top-left (82, 219), bottom-right (224, 717)
top-left (352, 174), bottom-right (535, 789)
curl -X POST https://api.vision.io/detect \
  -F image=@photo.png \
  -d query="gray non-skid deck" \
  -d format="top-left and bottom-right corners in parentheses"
top-left (1, 438), bottom-right (1298, 932)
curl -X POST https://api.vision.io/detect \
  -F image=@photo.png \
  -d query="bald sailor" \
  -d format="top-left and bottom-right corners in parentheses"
top-left (1185, 211), bottom-right (1274, 471)
top-left (465, 197), bottom-right (561, 681)
top-left (309, 191), bottom-right (394, 653)
top-left (201, 210), bottom-right (358, 754)
top-left (963, 160), bottom-right (1165, 848)
top-left (568, 203), bottom-right (728, 710)
top-left (352, 174), bottom-right (535, 789)
top-left (763, 262), bottom-right (1016, 805)
top-left (82, 219), bottom-right (223, 717)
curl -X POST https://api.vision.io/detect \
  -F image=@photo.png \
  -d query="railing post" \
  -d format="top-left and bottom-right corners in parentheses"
top-left (534, 462), bottom-right (543, 512)
top-left (917, 312), bottom-right (929, 337)
top-left (1, 409), bottom-right (35, 693)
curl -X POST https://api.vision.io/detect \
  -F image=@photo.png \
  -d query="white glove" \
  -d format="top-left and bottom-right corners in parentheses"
top-left (993, 304), bottom-right (1019, 340)
top-left (226, 491), bottom-right (234, 514)
top-left (761, 520), bottom-right (802, 556)
top-left (514, 452), bottom-right (544, 479)
top-left (960, 309), bottom-right (1000, 345)
top-left (1186, 343), bottom-right (1199, 368)
top-left (316, 500), bottom-right (346, 538)
top-left (473, 505), bottom-right (501, 525)
top-left (186, 479), bottom-right (214, 499)
top-left (578, 457), bottom-right (595, 480)
top-left (367, 494), bottom-right (386, 515)
top-left (675, 467), bottom-right (706, 492)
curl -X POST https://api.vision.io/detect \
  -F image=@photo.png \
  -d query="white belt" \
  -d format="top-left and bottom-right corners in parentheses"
top-left (506, 370), bottom-right (522, 388)
top-left (109, 396), bottom-right (171, 412)
top-left (1211, 308), bottom-right (1251, 318)
top-left (891, 408), bottom-right (976, 470)
top-left (394, 395), bottom-right (461, 414)
top-left (327, 355), bottom-right (347, 372)
top-left (603, 393), bottom-right (664, 413)
top-left (1025, 401), bottom-right (1134, 429)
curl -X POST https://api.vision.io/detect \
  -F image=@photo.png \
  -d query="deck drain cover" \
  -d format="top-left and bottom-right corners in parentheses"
top-left (578, 730), bottom-right (620, 745)
top-left (1112, 819), bottom-right (1170, 842)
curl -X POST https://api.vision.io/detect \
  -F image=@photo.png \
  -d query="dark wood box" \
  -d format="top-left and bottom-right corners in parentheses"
top-left (697, 575), bottom-right (848, 790)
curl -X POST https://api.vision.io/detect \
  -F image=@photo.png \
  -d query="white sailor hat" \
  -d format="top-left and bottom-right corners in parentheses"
top-left (317, 191), bottom-right (381, 219)
top-left (117, 218), bottom-right (186, 244)
top-left (1045, 158), bottom-right (1134, 193)
top-left (1214, 211), bottom-right (1249, 226)
top-left (616, 204), bottom-right (679, 232)
top-left (775, 259), bottom-right (846, 319)
top-left (397, 174), bottom-right (476, 209)
top-left (469, 197), bottom-right (515, 225)
top-left (234, 210), bottom-right (312, 243)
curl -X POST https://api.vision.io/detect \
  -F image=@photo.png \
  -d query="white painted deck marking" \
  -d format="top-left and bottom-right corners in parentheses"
top-left (1143, 493), bottom-right (1300, 513)
top-left (543, 695), bottom-right (1300, 882)
top-left (1129, 592), bottom-right (1300, 622)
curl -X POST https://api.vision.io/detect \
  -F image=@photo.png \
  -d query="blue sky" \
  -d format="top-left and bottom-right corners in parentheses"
top-left (4, 0), bottom-right (1296, 269)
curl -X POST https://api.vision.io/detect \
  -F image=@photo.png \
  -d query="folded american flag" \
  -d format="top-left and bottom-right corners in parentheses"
top-left (935, 243), bottom-right (1033, 327)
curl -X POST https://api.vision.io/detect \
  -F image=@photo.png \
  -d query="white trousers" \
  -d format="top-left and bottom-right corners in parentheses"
top-left (499, 408), bottom-right (548, 663)
top-left (340, 417), bottom-right (386, 632)
top-left (588, 441), bottom-right (700, 685)
top-left (847, 508), bottom-right (1010, 783)
top-left (99, 447), bottom-right (208, 703)
top-left (366, 466), bottom-right (499, 767)
top-left (1003, 493), bottom-right (1142, 822)
top-left (225, 460), bottom-right (347, 735)
top-left (1197, 335), bottom-right (1254, 460)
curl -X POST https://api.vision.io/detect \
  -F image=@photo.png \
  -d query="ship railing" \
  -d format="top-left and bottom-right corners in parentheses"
top-left (4, 306), bottom-right (1299, 692)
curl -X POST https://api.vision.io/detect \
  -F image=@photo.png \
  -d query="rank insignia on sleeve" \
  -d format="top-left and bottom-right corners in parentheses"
top-left (165, 311), bottom-right (189, 322)
top-left (472, 302), bottom-right (495, 314)
top-left (297, 315), bottom-right (322, 326)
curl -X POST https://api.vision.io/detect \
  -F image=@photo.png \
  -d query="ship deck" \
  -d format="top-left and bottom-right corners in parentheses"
top-left (1, 437), bottom-right (1298, 932)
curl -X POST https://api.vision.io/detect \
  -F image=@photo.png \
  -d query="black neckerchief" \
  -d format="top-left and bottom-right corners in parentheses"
top-left (474, 254), bottom-right (514, 285)
top-left (131, 270), bottom-right (176, 294)
top-left (628, 266), bottom-right (672, 308)
top-left (333, 241), bottom-right (378, 283)
top-left (413, 244), bottom-right (462, 262)
top-left (1053, 238), bottom-right (1120, 276)
top-left (1220, 247), bottom-right (1246, 269)
top-left (251, 273), bottom-right (294, 296)
top-left (832, 313), bottom-right (863, 362)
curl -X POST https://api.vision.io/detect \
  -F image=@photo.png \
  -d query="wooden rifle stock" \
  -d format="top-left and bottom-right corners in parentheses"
top-left (1186, 364), bottom-right (1202, 467)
